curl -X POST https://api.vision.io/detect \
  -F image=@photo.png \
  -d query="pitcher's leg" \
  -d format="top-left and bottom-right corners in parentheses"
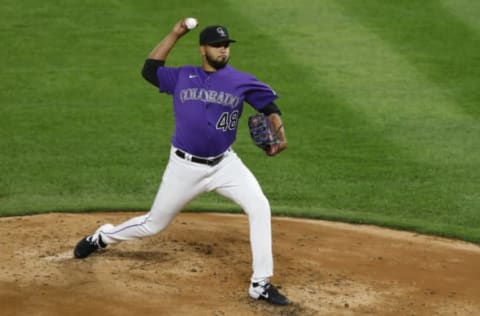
top-left (213, 152), bottom-right (273, 280)
top-left (94, 150), bottom-right (207, 245)
top-left (246, 193), bottom-right (274, 281)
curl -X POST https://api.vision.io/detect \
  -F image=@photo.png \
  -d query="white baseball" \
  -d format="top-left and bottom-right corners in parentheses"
top-left (184, 17), bottom-right (198, 30)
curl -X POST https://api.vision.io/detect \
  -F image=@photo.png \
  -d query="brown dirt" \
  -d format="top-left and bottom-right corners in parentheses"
top-left (1, 212), bottom-right (479, 316)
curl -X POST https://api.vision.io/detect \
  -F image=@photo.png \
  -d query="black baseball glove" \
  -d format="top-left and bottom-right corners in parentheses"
top-left (248, 113), bottom-right (280, 152)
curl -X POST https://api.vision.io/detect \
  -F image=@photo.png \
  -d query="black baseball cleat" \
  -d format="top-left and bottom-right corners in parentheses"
top-left (249, 281), bottom-right (290, 306)
top-left (74, 234), bottom-right (106, 259)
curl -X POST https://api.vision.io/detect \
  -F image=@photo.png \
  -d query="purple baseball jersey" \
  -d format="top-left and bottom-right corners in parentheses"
top-left (156, 65), bottom-right (278, 157)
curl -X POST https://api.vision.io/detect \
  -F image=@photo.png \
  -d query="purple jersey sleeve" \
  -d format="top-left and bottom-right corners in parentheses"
top-left (156, 66), bottom-right (181, 94)
top-left (243, 76), bottom-right (278, 110)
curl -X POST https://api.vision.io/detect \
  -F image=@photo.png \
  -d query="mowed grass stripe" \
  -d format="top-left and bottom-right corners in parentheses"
top-left (333, 0), bottom-right (480, 221)
top-left (336, 0), bottom-right (480, 118)
top-left (441, 0), bottom-right (480, 33)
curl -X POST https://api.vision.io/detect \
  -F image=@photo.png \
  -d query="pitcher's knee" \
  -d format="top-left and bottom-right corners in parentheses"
top-left (142, 218), bottom-right (168, 235)
top-left (144, 210), bottom-right (177, 235)
top-left (245, 194), bottom-right (271, 217)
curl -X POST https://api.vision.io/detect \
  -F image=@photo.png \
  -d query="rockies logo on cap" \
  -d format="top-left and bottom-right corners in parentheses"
top-left (199, 25), bottom-right (237, 45)
top-left (216, 27), bottom-right (227, 37)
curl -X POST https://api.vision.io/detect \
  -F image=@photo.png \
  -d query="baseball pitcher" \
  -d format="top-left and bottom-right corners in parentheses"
top-left (74, 18), bottom-right (289, 305)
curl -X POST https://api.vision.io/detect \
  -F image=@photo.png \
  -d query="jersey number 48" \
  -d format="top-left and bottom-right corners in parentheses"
top-left (216, 110), bottom-right (240, 131)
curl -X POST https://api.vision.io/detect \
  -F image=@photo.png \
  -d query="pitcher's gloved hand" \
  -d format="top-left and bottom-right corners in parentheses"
top-left (248, 113), bottom-right (287, 156)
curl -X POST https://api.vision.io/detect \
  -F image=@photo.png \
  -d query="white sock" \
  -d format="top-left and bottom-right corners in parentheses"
top-left (251, 277), bottom-right (269, 286)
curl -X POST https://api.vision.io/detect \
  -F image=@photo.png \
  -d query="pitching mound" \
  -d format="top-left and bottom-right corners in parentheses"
top-left (1, 212), bottom-right (479, 315)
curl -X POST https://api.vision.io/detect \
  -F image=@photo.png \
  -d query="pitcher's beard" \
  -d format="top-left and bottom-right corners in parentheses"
top-left (206, 54), bottom-right (229, 70)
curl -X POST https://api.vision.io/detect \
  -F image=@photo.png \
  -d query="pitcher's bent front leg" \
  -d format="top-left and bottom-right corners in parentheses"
top-left (100, 150), bottom-right (208, 244)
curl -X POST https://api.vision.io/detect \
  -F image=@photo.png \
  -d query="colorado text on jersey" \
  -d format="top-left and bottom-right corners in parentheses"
top-left (179, 88), bottom-right (240, 108)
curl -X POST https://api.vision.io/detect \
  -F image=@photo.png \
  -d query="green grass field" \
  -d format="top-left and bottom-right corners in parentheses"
top-left (1, 0), bottom-right (479, 243)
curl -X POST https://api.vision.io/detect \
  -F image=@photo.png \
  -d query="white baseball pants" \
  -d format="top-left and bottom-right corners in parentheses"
top-left (98, 146), bottom-right (273, 280)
